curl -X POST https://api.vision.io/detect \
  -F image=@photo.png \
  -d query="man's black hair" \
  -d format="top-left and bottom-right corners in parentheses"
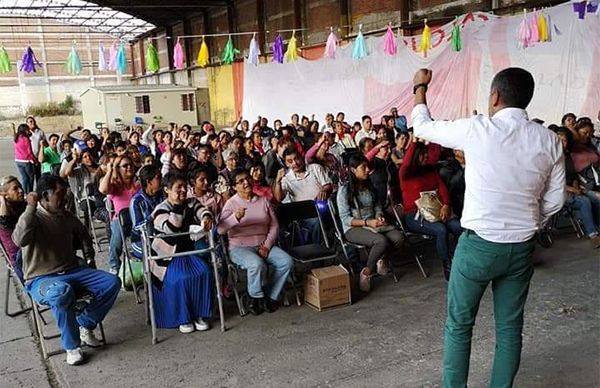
top-left (231, 167), bottom-right (249, 185)
top-left (361, 115), bottom-right (371, 122)
top-left (282, 146), bottom-right (300, 160)
top-left (36, 174), bottom-right (67, 197)
top-left (114, 140), bottom-right (127, 149)
top-left (561, 113), bottom-right (576, 125)
top-left (490, 67), bottom-right (535, 109)
top-left (162, 171), bottom-right (187, 189)
top-left (48, 133), bottom-right (59, 141)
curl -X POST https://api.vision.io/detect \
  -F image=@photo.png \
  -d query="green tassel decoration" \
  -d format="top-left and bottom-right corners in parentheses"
top-left (221, 35), bottom-right (239, 65)
top-left (451, 19), bottom-right (462, 52)
top-left (65, 44), bottom-right (82, 75)
top-left (0, 45), bottom-right (11, 73)
top-left (145, 42), bottom-right (160, 73)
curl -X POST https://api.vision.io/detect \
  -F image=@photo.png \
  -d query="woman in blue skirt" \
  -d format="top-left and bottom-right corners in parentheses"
top-left (150, 172), bottom-right (214, 334)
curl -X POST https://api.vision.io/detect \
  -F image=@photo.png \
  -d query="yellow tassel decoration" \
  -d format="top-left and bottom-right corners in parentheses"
top-left (419, 19), bottom-right (432, 56)
top-left (538, 12), bottom-right (548, 42)
top-left (197, 38), bottom-right (209, 67)
top-left (284, 30), bottom-right (299, 62)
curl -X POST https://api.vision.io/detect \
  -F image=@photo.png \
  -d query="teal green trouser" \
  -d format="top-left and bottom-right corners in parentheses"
top-left (443, 230), bottom-right (535, 388)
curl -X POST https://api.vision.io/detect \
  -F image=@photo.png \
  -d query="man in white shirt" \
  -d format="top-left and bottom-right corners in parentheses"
top-left (354, 115), bottom-right (377, 144)
top-left (411, 67), bottom-right (565, 388)
top-left (320, 113), bottom-right (334, 133)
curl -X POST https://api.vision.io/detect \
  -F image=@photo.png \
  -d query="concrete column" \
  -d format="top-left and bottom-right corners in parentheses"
top-left (16, 60), bottom-right (28, 116)
top-left (37, 18), bottom-right (51, 102)
top-left (85, 28), bottom-right (96, 87)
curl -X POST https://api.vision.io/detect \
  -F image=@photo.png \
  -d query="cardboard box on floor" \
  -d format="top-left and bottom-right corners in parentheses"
top-left (304, 264), bottom-right (351, 311)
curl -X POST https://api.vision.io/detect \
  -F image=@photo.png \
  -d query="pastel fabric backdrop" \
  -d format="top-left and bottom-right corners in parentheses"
top-left (242, 2), bottom-right (599, 126)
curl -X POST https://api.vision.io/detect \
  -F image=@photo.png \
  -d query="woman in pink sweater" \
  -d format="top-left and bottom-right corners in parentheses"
top-left (217, 168), bottom-right (293, 315)
top-left (13, 124), bottom-right (38, 194)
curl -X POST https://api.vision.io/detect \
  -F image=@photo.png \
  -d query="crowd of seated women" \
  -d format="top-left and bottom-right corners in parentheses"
top-left (4, 108), bottom-right (598, 347)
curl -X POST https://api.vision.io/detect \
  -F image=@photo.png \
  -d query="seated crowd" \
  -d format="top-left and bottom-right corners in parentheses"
top-left (2, 109), bottom-right (599, 365)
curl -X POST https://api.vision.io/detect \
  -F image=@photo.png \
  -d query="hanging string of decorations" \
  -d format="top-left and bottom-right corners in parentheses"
top-left (0, 6), bottom-right (574, 76)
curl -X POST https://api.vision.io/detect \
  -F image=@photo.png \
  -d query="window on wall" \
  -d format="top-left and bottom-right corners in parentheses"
top-left (181, 93), bottom-right (195, 112)
top-left (135, 95), bottom-right (151, 113)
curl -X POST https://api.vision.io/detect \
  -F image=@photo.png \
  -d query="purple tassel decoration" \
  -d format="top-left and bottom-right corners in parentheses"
top-left (272, 33), bottom-right (284, 64)
top-left (20, 46), bottom-right (42, 73)
top-left (572, 1), bottom-right (587, 19)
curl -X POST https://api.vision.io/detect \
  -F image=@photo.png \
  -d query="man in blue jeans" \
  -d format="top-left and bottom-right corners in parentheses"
top-left (412, 68), bottom-right (565, 387)
top-left (12, 175), bottom-right (120, 365)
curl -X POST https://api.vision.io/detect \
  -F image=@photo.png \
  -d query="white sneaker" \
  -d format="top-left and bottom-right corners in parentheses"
top-left (194, 318), bottom-right (210, 332)
top-left (359, 268), bottom-right (371, 293)
top-left (79, 327), bottom-right (101, 348)
top-left (108, 268), bottom-right (119, 275)
top-left (66, 348), bottom-right (84, 365)
top-left (179, 323), bottom-right (195, 334)
top-left (376, 259), bottom-right (389, 276)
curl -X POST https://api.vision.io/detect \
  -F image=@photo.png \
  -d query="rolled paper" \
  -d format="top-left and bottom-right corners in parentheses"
top-left (272, 33), bottom-right (284, 63)
top-left (528, 12), bottom-right (539, 43)
top-left (20, 46), bottom-right (42, 73)
top-left (418, 19), bottom-right (432, 57)
top-left (98, 43), bottom-right (108, 71)
top-left (517, 11), bottom-right (531, 49)
top-left (173, 38), bottom-right (184, 69)
top-left (324, 29), bottom-right (338, 59)
top-left (451, 20), bottom-right (462, 52)
top-left (197, 38), bottom-right (209, 67)
top-left (108, 41), bottom-right (117, 71)
top-left (383, 25), bottom-right (397, 56)
top-left (145, 42), bottom-right (159, 73)
top-left (572, 1), bottom-right (586, 19)
top-left (538, 12), bottom-right (548, 42)
top-left (221, 35), bottom-right (239, 65)
top-left (116, 42), bottom-right (126, 74)
top-left (0, 45), bottom-right (12, 73)
top-left (352, 24), bottom-right (367, 59)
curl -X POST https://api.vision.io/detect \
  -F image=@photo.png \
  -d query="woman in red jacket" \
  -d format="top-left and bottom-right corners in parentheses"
top-left (399, 140), bottom-right (462, 280)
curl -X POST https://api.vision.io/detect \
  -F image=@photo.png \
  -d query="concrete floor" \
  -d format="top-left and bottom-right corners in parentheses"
top-left (0, 138), bottom-right (598, 388)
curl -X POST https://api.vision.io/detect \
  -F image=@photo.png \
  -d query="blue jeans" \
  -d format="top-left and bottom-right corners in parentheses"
top-left (109, 219), bottom-right (123, 271)
top-left (567, 194), bottom-right (599, 237)
top-left (584, 191), bottom-right (600, 227)
top-left (15, 162), bottom-right (35, 194)
top-left (229, 245), bottom-right (293, 300)
top-left (26, 266), bottom-right (121, 351)
top-left (405, 212), bottom-right (462, 262)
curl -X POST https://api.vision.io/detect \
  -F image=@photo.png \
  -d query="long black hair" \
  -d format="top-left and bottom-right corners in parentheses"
top-left (14, 123), bottom-right (29, 143)
top-left (346, 153), bottom-right (377, 210)
top-left (403, 142), bottom-right (438, 179)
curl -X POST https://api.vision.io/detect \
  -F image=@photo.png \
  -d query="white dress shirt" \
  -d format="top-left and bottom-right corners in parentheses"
top-left (281, 163), bottom-right (332, 202)
top-left (354, 128), bottom-right (377, 144)
top-left (412, 104), bottom-right (565, 243)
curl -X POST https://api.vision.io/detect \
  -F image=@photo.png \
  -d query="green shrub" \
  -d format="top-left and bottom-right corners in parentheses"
top-left (27, 95), bottom-right (79, 117)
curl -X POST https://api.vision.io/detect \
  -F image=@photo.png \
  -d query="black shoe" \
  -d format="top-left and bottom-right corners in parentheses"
top-left (247, 297), bottom-right (263, 315)
top-left (265, 298), bottom-right (280, 313)
top-left (443, 260), bottom-right (452, 281)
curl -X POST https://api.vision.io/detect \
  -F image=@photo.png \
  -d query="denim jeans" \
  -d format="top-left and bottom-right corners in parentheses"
top-left (567, 194), bottom-right (599, 237)
top-left (443, 231), bottom-right (534, 388)
top-left (109, 219), bottom-right (123, 271)
top-left (405, 212), bottom-right (462, 262)
top-left (229, 245), bottom-right (293, 300)
top-left (15, 162), bottom-right (35, 194)
top-left (26, 266), bottom-right (121, 350)
top-left (584, 191), bottom-right (600, 228)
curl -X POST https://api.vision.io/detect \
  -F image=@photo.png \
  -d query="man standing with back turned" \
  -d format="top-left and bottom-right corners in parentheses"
top-left (411, 67), bottom-right (565, 387)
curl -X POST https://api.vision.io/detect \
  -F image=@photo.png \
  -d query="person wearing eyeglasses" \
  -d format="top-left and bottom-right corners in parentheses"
top-left (218, 168), bottom-right (293, 315)
top-left (99, 154), bottom-right (140, 274)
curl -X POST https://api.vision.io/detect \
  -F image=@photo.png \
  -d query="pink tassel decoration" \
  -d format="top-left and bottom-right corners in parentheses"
top-left (324, 27), bottom-right (338, 59)
top-left (108, 41), bottom-right (118, 71)
top-left (517, 10), bottom-right (531, 49)
top-left (383, 24), bottom-right (397, 56)
top-left (173, 37), bottom-right (184, 69)
top-left (528, 11), bottom-right (539, 44)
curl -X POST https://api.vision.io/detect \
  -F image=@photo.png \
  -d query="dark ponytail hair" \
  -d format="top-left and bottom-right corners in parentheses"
top-left (346, 154), bottom-right (376, 210)
top-left (14, 124), bottom-right (29, 143)
top-left (403, 142), bottom-right (437, 178)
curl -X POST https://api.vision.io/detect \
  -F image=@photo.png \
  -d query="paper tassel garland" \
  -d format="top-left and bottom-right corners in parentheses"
top-left (572, 1), bottom-right (587, 19)
top-left (352, 24), bottom-right (368, 59)
top-left (116, 43), bottom-right (126, 74)
top-left (383, 24), bottom-right (397, 56)
top-left (272, 33), bottom-right (284, 63)
top-left (66, 44), bottom-right (82, 75)
top-left (145, 42), bottom-right (160, 73)
top-left (0, 45), bottom-right (12, 73)
top-left (247, 33), bottom-right (260, 66)
top-left (517, 10), bottom-right (531, 49)
top-left (20, 46), bottom-right (41, 73)
top-left (545, 14), bottom-right (553, 41)
top-left (418, 19), bottom-right (432, 57)
top-left (284, 30), bottom-right (299, 62)
top-left (528, 12), bottom-right (539, 44)
top-left (109, 41), bottom-right (117, 71)
top-left (538, 12), bottom-right (548, 42)
top-left (173, 38), bottom-right (184, 70)
top-left (197, 38), bottom-right (209, 67)
top-left (324, 28), bottom-right (338, 59)
top-left (221, 35), bottom-right (239, 65)
top-left (451, 18), bottom-right (462, 52)
top-left (98, 43), bottom-right (108, 71)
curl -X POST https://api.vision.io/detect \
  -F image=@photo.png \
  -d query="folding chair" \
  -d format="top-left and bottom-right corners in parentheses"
top-left (1, 242), bottom-right (31, 318)
top-left (140, 225), bottom-right (226, 344)
top-left (275, 200), bottom-right (347, 270)
top-left (117, 209), bottom-right (143, 304)
top-left (84, 183), bottom-right (110, 252)
top-left (327, 196), bottom-right (401, 282)
top-left (387, 191), bottom-right (428, 278)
